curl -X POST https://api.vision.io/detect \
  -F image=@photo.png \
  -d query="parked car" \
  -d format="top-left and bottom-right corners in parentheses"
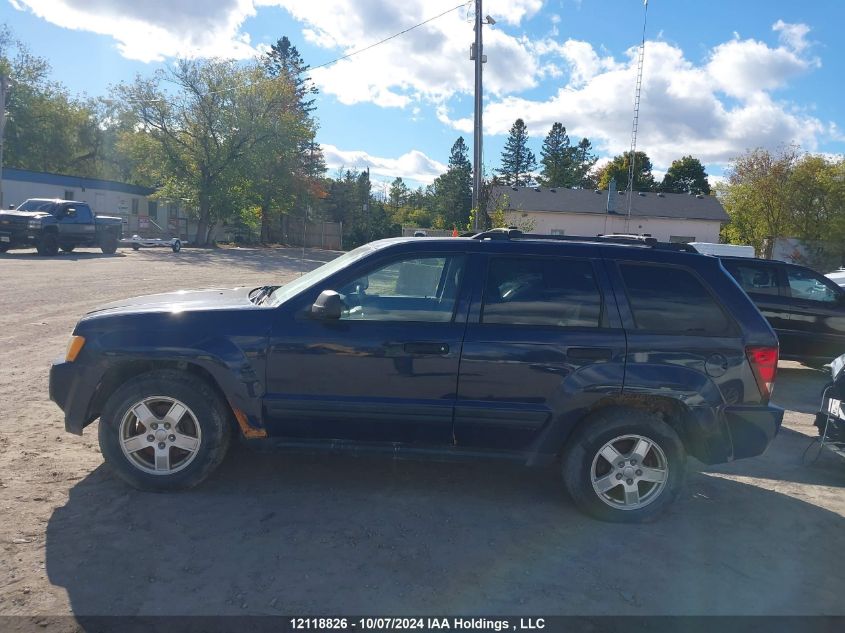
top-left (50, 230), bottom-right (783, 522)
top-left (826, 268), bottom-right (845, 288)
top-left (720, 256), bottom-right (845, 364)
top-left (0, 198), bottom-right (123, 255)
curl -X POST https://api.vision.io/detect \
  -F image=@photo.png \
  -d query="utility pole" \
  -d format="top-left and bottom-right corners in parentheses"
top-left (470, 1), bottom-right (490, 230)
top-left (0, 74), bottom-right (9, 210)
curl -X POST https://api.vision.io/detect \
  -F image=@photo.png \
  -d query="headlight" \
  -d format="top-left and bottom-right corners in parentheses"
top-left (65, 335), bottom-right (86, 362)
top-left (28, 219), bottom-right (41, 229)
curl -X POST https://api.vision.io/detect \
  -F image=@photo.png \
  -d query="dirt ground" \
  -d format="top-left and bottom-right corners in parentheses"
top-left (0, 245), bottom-right (843, 618)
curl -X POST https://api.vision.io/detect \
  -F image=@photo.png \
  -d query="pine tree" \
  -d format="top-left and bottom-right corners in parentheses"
top-left (497, 119), bottom-right (537, 187)
top-left (572, 138), bottom-right (598, 187)
top-left (264, 36), bottom-right (317, 114)
top-left (538, 122), bottom-right (573, 187)
top-left (432, 137), bottom-right (473, 228)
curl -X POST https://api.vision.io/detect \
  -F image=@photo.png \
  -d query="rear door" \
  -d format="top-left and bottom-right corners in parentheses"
top-left (781, 264), bottom-right (845, 360)
top-left (454, 247), bottom-right (626, 451)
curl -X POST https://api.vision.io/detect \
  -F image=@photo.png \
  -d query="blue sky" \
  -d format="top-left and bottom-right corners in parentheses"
top-left (3, 0), bottom-right (844, 190)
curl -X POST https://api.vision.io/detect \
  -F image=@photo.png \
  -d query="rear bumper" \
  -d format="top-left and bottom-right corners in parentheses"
top-left (722, 404), bottom-right (784, 460)
top-left (49, 359), bottom-right (101, 435)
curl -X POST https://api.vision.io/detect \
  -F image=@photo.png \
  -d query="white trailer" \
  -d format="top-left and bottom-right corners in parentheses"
top-left (689, 242), bottom-right (755, 258)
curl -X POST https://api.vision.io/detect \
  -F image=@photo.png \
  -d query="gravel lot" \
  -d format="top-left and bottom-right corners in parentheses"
top-left (0, 245), bottom-right (843, 618)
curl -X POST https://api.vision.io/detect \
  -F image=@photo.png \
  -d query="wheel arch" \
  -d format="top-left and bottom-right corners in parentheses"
top-left (87, 359), bottom-right (248, 436)
top-left (553, 394), bottom-right (719, 464)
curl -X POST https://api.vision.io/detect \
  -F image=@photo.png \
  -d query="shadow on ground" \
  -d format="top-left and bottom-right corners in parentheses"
top-left (46, 435), bottom-right (844, 618)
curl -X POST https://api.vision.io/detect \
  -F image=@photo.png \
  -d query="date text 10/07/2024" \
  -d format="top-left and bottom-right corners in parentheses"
top-left (289, 618), bottom-right (546, 631)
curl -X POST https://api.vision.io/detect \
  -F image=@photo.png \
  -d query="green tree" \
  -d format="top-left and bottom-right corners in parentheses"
top-left (264, 36), bottom-right (317, 115)
top-left (660, 155), bottom-right (711, 195)
top-left (118, 59), bottom-right (281, 245)
top-left (596, 151), bottom-right (656, 192)
top-left (572, 138), bottom-right (598, 187)
top-left (388, 177), bottom-right (409, 210)
top-left (497, 119), bottom-right (536, 187)
top-left (720, 146), bottom-right (800, 258)
top-left (538, 122), bottom-right (572, 187)
top-left (431, 137), bottom-right (473, 228)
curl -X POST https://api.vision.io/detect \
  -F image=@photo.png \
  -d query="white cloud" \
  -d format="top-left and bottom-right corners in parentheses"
top-left (773, 19), bottom-right (812, 53)
top-left (268, 0), bottom-right (544, 106)
top-left (12, 0), bottom-right (258, 62)
top-left (448, 23), bottom-right (829, 173)
top-left (321, 144), bottom-right (446, 184)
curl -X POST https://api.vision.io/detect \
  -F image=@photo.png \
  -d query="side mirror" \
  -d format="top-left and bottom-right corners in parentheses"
top-left (311, 290), bottom-right (345, 320)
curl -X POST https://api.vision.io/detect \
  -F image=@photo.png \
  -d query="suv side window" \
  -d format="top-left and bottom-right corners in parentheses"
top-left (786, 267), bottom-right (841, 303)
top-left (482, 257), bottom-right (602, 328)
top-left (722, 261), bottom-right (780, 296)
top-left (338, 254), bottom-right (465, 322)
top-left (619, 263), bottom-right (731, 335)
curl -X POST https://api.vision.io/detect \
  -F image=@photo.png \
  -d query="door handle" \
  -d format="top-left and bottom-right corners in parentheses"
top-left (566, 347), bottom-right (612, 361)
top-left (404, 342), bottom-right (450, 355)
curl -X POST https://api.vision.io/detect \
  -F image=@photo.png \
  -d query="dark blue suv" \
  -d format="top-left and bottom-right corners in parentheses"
top-left (49, 231), bottom-right (783, 522)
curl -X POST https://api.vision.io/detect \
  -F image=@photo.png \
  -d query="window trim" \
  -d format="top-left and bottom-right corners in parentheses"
top-left (479, 254), bottom-right (606, 330)
top-left (615, 260), bottom-right (739, 337)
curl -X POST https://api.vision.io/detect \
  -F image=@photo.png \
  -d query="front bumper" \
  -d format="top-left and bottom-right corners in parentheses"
top-left (722, 404), bottom-right (784, 460)
top-left (49, 359), bottom-right (102, 435)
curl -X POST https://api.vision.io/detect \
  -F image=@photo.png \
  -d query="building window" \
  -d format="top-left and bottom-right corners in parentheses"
top-left (168, 202), bottom-right (178, 219)
top-left (131, 199), bottom-right (139, 215)
top-left (148, 201), bottom-right (158, 219)
top-left (550, 229), bottom-right (565, 236)
top-left (669, 235), bottom-right (695, 244)
top-left (64, 190), bottom-right (74, 200)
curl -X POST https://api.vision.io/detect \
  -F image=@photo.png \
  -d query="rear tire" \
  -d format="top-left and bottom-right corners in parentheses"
top-left (562, 407), bottom-right (686, 523)
top-left (98, 370), bottom-right (232, 491)
top-left (36, 232), bottom-right (59, 256)
top-left (172, 239), bottom-right (182, 253)
top-left (100, 233), bottom-right (118, 254)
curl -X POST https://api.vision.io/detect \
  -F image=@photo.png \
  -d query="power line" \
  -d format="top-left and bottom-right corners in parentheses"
top-left (125, 2), bottom-right (471, 106)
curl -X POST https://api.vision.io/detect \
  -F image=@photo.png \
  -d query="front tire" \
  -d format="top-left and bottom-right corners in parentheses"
top-left (98, 370), bottom-right (232, 491)
top-left (36, 232), bottom-right (59, 256)
top-left (562, 407), bottom-right (686, 523)
top-left (60, 244), bottom-right (76, 253)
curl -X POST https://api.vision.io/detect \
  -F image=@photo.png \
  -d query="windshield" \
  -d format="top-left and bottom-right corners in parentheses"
top-left (266, 243), bottom-right (375, 307)
top-left (16, 200), bottom-right (57, 213)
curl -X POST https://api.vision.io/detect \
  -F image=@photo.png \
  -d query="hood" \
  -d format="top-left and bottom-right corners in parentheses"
top-left (82, 287), bottom-right (260, 319)
top-left (0, 210), bottom-right (52, 220)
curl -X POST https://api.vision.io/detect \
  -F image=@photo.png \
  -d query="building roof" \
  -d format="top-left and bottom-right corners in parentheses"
top-left (495, 185), bottom-right (729, 222)
top-left (1, 167), bottom-right (154, 197)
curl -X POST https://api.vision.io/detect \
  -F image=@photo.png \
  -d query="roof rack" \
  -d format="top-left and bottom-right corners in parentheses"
top-left (471, 228), bottom-right (698, 252)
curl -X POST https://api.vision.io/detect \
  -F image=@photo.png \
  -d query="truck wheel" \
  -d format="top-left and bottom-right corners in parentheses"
top-left (36, 233), bottom-right (59, 256)
top-left (60, 244), bottom-right (76, 253)
top-left (131, 243), bottom-right (141, 251)
top-left (0, 244), bottom-right (8, 253)
top-left (172, 239), bottom-right (182, 253)
top-left (98, 370), bottom-right (233, 491)
top-left (562, 407), bottom-right (686, 523)
top-left (100, 234), bottom-right (118, 254)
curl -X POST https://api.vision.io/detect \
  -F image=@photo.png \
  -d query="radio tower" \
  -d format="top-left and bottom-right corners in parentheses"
top-left (625, 0), bottom-right (649, 232)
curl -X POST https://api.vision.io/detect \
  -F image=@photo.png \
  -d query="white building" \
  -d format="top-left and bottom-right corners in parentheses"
top-left (495, 185), bottom-right (728, 243)
top-left (1, 167), bottom-right (193, 240)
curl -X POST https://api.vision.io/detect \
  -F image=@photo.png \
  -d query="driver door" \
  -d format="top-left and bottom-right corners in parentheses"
top-left (265, 251), bottom-right (469, 444)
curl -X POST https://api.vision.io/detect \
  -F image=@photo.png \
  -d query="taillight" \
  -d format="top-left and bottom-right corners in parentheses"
top-left (746, 346), bottom-right (778, 400)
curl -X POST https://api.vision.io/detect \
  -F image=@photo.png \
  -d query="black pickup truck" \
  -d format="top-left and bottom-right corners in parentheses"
top-left (0, 198), bottom-right (123, 255)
